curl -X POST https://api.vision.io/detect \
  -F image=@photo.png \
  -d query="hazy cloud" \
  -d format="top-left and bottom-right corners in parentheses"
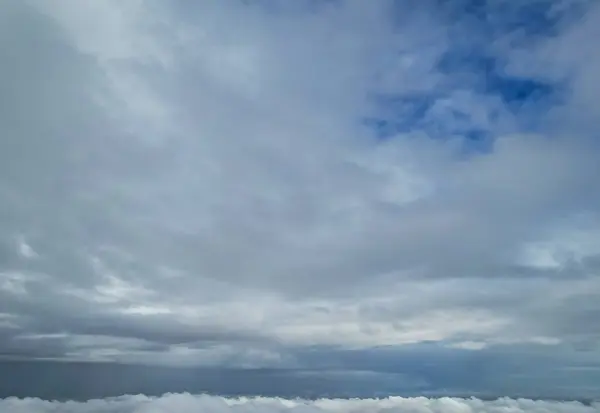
top-left (0, 0), bottom-right (599, 396)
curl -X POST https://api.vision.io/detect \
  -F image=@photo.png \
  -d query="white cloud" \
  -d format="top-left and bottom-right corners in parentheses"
top-left (0, 394), bottom-right (598, 413)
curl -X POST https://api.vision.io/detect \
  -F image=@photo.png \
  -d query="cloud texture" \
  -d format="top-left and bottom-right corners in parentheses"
top-left (1, 394), bottom-right (599, 413)
top-left (0, 0), bottom-right (600, 397)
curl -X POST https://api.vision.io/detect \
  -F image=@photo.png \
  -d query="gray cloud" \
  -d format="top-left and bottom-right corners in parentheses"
top-left (0, 0), bottom-right (599, 397)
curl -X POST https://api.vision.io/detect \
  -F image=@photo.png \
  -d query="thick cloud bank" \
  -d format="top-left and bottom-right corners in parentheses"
top-left (0, 394), bottom-right (598, 413)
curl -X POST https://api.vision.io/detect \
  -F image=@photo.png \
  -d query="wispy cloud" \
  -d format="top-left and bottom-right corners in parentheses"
top-left (0, 0), bottom-right (599, 397)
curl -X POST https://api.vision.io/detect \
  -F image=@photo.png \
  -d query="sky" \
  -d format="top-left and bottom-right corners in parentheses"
top-left (1, 0), bottom-right (600, 403)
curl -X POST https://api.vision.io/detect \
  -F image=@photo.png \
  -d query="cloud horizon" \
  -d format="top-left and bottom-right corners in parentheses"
top-left (1, 393), bottom-right (599, 413)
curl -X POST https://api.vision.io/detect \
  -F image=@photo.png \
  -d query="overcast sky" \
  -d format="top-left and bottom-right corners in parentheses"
top-left (1, 0), bottom-right (600, 400)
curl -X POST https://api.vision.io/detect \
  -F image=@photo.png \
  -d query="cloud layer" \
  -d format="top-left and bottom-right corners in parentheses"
top-left (0, 0), bottom-right (599, 397)
top-left (2, 394), bottom-right (600, 413)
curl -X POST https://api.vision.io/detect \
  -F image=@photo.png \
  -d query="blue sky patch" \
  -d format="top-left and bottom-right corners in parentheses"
top-left (366, 0), bottom-right (568, 150)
